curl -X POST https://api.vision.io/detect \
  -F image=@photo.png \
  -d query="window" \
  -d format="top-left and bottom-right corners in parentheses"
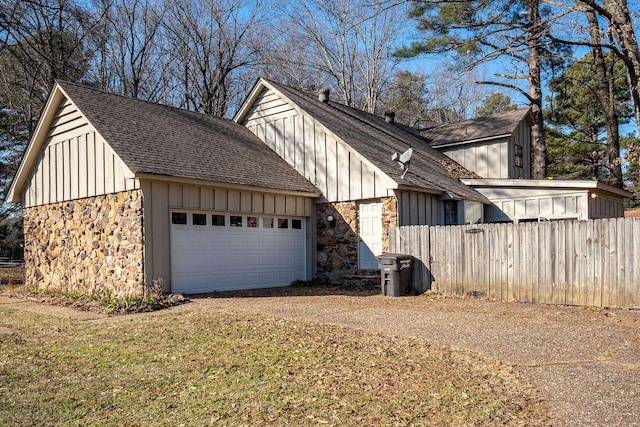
top-left (278, 218), bottom-right (289, 229)
top-left (515, 144), bottom-right (524, 168)
top-left (444, 201), bottom-right (458, 225)
top-left (230, 216), bottom-right (243, 227)
top-left (192, 213), bottom-right (206, 226)
top-left (247, 217), bottom-right (258, 227)
top-left (263, 218), bottom-right (274, 228)
top-left (211, 214), bottom-right (225, 226)
top-left (171, 212), bottom-right (187, 225)
top-left (292, 219), bottom-right (302, 229)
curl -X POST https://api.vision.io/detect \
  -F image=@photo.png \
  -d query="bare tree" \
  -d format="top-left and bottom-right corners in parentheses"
top-left (88, 0), bottom-right (166, 101)
top-left (424, 65), bottom-right (494, 125)
top-left (0, 0), bottom-right (95, 211)
top-left (579, 0), bottom-right (640, 132)
top-left (280, 0), bottom-right (405, 113)
top-left (162, 0), bottom-right (272, 117)
top-left (585, 7), bottom-right (623, 186)
top-left (258, 19), bottom-right (335, 92)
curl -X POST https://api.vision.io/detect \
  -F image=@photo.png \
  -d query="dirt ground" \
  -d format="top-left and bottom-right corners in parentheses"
top-left (2, 288), bottom-right (639, 426)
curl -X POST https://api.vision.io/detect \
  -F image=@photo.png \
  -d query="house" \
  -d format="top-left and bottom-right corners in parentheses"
top-left (8, 79), bottom-right (489, 296)
top-left (9, 78), bottom-right (629, 297)
top-left (420, 109), bottom-right (631, 222)
top-left (420, 108), bottom-right (533, 180)
top-left (6, 81), bottom-right (320, 296)
top-left (234, 78), bottom-right (488, 281)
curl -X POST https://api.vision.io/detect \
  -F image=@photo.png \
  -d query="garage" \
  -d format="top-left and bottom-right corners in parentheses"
top-left (170, 211), bottom-right (307, 294)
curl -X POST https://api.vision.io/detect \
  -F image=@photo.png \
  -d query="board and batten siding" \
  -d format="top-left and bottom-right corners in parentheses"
top-left (22, 97), bottom-right (138, 207)
top-left (141, 180), bottom-right (315, 290)
top-left (395, 190), bottom-right (439, 226)
top-left (241, 88), bottom-right (394, 202)
top-left (485, 191), bottom-right (588, 222)
top-left (510, 119), bottom-right (531, 179)
top-left (589, 193), bottom-right (625, 218)
top-left (473, 184), bottom-right (624, 223)
top-left (436, 119), bottom-right (532, 180)
top-left (440, 140), bottom-right (510, 179)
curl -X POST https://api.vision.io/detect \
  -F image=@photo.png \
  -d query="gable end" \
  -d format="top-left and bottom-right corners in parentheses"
top-left (17, 88), bottom-right (138, 207)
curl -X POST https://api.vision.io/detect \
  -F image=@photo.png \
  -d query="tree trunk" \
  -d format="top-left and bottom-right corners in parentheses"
top-left (586, 8), bottom-right (623, 187)
top-left (527, 0), bottom-right (547, 179)
top-left (602, 0), bottom-right (640, 134)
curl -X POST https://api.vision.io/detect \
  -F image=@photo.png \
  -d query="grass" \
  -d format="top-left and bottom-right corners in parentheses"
top-left (0, 268), bottom-right (185, 314)
top-left (0, 303), bottom-right (548, 426)
top-left (0, 267), bottom-right (24, 286)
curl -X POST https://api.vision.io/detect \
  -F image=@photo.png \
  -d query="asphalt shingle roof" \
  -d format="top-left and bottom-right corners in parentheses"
top-left (57, 81), bottom-right (318, 194)
top-left (420, 108), bottom-right (531, 146)
top-left (262, 79), bottom-right (487, 203)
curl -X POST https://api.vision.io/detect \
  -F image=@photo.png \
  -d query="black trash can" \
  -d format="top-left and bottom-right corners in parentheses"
top-left (377, 254), bottom-right (414, 296)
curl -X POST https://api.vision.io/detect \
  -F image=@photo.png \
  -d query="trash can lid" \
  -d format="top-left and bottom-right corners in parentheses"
top-left (376, 253), bottom-right (414, 260)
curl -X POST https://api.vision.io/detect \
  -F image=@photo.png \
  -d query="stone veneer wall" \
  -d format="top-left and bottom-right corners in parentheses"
top-left (316, 201), bottom-right (358, 281)
top-left (316, 197), bottom-right (398, 282)
top-left (381, 196), bottom-right (397, 254)
top-left (23, 190), bottom-right (145, 297)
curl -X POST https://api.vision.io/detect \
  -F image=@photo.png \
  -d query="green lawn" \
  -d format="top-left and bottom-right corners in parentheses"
top-left (0, 303), bottom-right (547, 426)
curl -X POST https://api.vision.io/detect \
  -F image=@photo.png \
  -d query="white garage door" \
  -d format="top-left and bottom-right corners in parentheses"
top-left (170, 211), bottom-right (306, 294)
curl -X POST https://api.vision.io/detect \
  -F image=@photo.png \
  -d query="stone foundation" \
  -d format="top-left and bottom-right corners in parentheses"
top-left (316, 202), bottom-right (358, 281)
top-left (316, 197), bottom-right (398, 282)
top-left (23, 190), bottom-right (144, 297)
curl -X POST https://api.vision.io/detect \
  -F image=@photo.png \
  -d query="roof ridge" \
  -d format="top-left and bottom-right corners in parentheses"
top-left (266, 80), bottom-right (416, 149)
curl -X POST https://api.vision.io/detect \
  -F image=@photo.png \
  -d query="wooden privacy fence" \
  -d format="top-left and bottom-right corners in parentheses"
top-left (389, 218), bottom-right (640, 309)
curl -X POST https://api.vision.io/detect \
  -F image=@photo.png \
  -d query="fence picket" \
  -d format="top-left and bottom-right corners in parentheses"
top-left (391, 218), bottom-right (639, 309)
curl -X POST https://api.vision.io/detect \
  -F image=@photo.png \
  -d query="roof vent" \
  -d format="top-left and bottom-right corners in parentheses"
top-left (318, 88), bottom-right (330, 103)
top-left (384, 111), bottom-right (395, 124)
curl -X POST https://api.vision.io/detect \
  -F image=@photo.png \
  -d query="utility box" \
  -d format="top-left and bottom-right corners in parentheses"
top-left (377, 254), bottom-right (414, 297)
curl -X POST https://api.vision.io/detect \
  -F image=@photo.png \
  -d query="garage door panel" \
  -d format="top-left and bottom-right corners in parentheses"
top-left (171, 212), bottom-right (306, 294)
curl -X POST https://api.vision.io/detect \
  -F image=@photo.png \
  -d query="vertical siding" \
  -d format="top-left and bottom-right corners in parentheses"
top-left (440, 139), bottom-right (509, 179)
top-left (161, 182), bottom-right (313, 216)
top-left (590, 193), bottom-right (625, 219)
top-left (242, 87), bottom-right (394, 202)
top-left (479, 187), bottom-right (626, 222)
top-left (438, 119), bottom-right (533, 180)
top-left (142, 180), bottom-right (315, 290)
top-left (22, 98), bottom-right (138, 207)
top-left (396, 190), bottom-right (439, 226)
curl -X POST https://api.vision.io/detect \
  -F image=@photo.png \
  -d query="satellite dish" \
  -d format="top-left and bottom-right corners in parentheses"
top-left (391, 147), bottom-right (413, 179)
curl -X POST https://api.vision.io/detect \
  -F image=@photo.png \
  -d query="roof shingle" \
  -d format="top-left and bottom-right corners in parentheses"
top-left (420, 108), bottom-right (532, 147)
top-left (261, 79), bottom-right (487, 203)
top-left (57, 81), bottom-right (318, 194)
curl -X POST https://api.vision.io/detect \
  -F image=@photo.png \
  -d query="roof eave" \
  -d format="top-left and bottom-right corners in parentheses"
top-left (395, 183), bottom-right (444, 195)
top-left (233, 77), bottom-right (267, 124)
top-left (395, 183), bottom-right (489, 204)
top-left (430, 133), bottom-right (513, 148)
top-left (461, 178), bottom-right (633, 198)
top-left (135, 173), bottom-right (321, 198)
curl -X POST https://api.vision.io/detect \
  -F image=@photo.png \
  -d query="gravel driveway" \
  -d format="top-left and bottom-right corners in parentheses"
top-left (3, 289), bottom-right (639, 425)
top-left (186, 289), bottom-right (640, 426)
